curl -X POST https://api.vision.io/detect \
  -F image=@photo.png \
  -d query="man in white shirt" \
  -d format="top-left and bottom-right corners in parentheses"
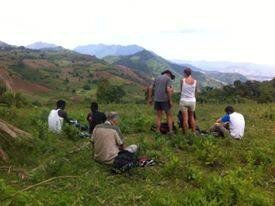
top-left (48, 100), bottom-right (70, 133)
top-left (210, 106), bottom-right (245, 139)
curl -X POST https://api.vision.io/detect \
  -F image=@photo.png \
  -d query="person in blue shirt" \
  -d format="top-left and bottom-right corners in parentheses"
top-left (210, 106), bottom-right (245, 139)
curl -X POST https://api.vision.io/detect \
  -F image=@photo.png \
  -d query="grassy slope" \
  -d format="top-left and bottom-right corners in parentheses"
top-left (0, 48), bottom-right (147, 102)
top-left (0, 102), bottom-right (274, 205)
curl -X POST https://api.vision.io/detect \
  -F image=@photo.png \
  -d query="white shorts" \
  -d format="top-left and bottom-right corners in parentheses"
top-left (180, 101), bottom-right (196, 112)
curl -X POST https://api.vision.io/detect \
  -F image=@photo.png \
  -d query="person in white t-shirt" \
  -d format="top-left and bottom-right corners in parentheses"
top-left (211, 106), bottom-right (245, 139)
top-left (48, 100), bottom-right (70, 133)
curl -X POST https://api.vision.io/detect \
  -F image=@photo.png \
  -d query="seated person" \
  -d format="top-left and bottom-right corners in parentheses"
top-left (210, 105), bottom-right (245, 139)
top-left (92, 112), bottom-right (138, 165)
top-left (87, 102), bottom-right (106, 134)
top-left (48, 100), bottom-right (70, 133)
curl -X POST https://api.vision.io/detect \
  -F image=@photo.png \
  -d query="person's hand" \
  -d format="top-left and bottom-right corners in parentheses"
top-left (169, 100), bottom-right (173, 107)
top-left (148, 98), bottom-right (153, 106)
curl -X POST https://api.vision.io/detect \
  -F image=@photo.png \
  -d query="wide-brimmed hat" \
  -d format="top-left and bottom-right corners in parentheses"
top-left (161, 70), bottom-right (175, 80)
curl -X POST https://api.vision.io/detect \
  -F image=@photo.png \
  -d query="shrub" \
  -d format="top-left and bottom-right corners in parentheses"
top-left (32, 100), bottom-right (42, 107)
top-left (162, 155), bottom-right (180, 177)
top-left (83, 84), bottom-right (91, 90)
top-left (184, 165), bottom-right (202, 184)
top-left (1, 92), bottom-right (28, 108)
top-left (62, 125), bottom-right (80, 141)
top-left (197, 138), bottom-right (224, 167)
top-left (96, 79), bottom-right (126, 103)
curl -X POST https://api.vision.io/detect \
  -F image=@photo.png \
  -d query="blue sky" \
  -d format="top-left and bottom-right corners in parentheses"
top-left (1, 0), bottom-right (275, 64)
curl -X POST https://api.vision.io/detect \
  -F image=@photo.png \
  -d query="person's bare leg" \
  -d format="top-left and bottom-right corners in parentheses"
top-left (188, 110), bottom-right (196, 133)
top-left (166, 110), bottom-right (173, 133)
top-left (156, 110), bottom-right (162, 132)
top-left (182, 110), bottom-right (188, 134)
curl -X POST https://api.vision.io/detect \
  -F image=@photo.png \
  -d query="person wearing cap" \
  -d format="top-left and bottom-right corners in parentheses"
top-left (179, 68), bottom-right (198, 134)
top-left (92, 112), bottom-right (138, 164)
top-left (148, 70), bottom-right (175, 134)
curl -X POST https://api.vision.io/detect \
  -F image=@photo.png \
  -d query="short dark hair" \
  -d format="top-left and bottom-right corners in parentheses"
top-left (56, 100), bottom-right (66, 109)
top-left (184, 67), bottom-right (192, 77)
top-left (225, 105), bottom-right (234, 114)
top-left (91, 102), bottom-right (98, 112)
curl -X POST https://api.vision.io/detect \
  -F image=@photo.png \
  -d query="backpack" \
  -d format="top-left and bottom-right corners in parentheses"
top-left (151, 122), bottom-right (177, 134)
top-left (112, 150), bottom-right (138, 173)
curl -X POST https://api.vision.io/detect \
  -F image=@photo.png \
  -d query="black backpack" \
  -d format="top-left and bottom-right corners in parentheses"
top-left (112, 150), bottom-right (138, 173)
top-left (151, 123), bottom-right (177, 134)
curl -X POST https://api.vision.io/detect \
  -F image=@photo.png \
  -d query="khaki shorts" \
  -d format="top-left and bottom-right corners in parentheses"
top-left (180, 101), bottom-right (196, 112)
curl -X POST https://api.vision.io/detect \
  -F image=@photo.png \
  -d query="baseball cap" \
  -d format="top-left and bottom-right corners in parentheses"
top-left (161, 70), bottom-right (175, 80)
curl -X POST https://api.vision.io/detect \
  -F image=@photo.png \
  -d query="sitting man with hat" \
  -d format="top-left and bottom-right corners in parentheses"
top-left (148, 69), bottom-right (175, 135)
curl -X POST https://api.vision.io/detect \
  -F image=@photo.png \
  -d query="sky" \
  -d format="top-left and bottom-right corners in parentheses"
top-left (1, 0), bottom-right (275, 64)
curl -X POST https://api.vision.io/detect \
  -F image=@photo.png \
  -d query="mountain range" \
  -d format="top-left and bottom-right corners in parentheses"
top-left (0, 40), bottom-right (259, 97)
top-left (74, 44), bottom-right (144, 58)
top-left (104, 50), bottom-right (225, 89)
top-left (26, 42), bottom-right (59, 50)
top-left (173, 60), bottom-right (275, 81)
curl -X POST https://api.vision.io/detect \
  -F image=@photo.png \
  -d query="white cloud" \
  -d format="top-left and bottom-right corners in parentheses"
top-left (0, 0), bottom-right (275, 64)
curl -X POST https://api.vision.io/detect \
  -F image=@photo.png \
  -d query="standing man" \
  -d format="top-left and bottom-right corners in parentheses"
top-left (148, 70), bottom-right (175, 134)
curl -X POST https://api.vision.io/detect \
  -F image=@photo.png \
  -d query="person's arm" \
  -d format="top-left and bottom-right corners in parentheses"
top-left (195, 80), bottom-right (199, 97)
top-left (216, 114), bottom-right (230, 124)
top-left (166, 78), bottom-right (173, 106)
top-left (114, 131), bottom-right (124, 150)
top-left (87, 113), bottom-right (92, 122)
top-left (216, 118), bottom-right (222, 124)
top-left (148, 85), bottom-right (154, 105)
top-left (58, 110), bottom-right (70, 123)
top-left (167, 86), bottom-right (173, 106)
top-left (180, 79), bottom-right (183, 93)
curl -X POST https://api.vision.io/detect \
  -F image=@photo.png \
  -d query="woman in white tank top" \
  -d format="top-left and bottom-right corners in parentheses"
top-left (179, 68), bottom-right (198, 134)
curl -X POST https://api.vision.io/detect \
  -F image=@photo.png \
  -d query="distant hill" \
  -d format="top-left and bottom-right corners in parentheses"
top-left (0, 46), bottom-right (150, 100)
top-left (173, 61), bottom-right (248, 84)
top-left (74, 44), bottom-right (144, 58)
top-left (104, 50), bottom-right (224, 89)
top-left (26, 42), bottom-right (61, 50)
top-left (0, 41), bottom-right (13, 49)
top-left (173, 60), bottom-right (275, 81)
top-left (205, 71), bottom-right (248, 84)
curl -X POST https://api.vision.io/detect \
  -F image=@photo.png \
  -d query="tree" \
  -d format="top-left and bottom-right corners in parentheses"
top-left (96, 79), bottom-right (126, 103)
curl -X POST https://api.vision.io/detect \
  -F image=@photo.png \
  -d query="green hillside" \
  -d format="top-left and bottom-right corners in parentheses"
top-left (104, 50), bottom-right (224, 90)
top-left (0, 47), bottom-right (149, 102)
